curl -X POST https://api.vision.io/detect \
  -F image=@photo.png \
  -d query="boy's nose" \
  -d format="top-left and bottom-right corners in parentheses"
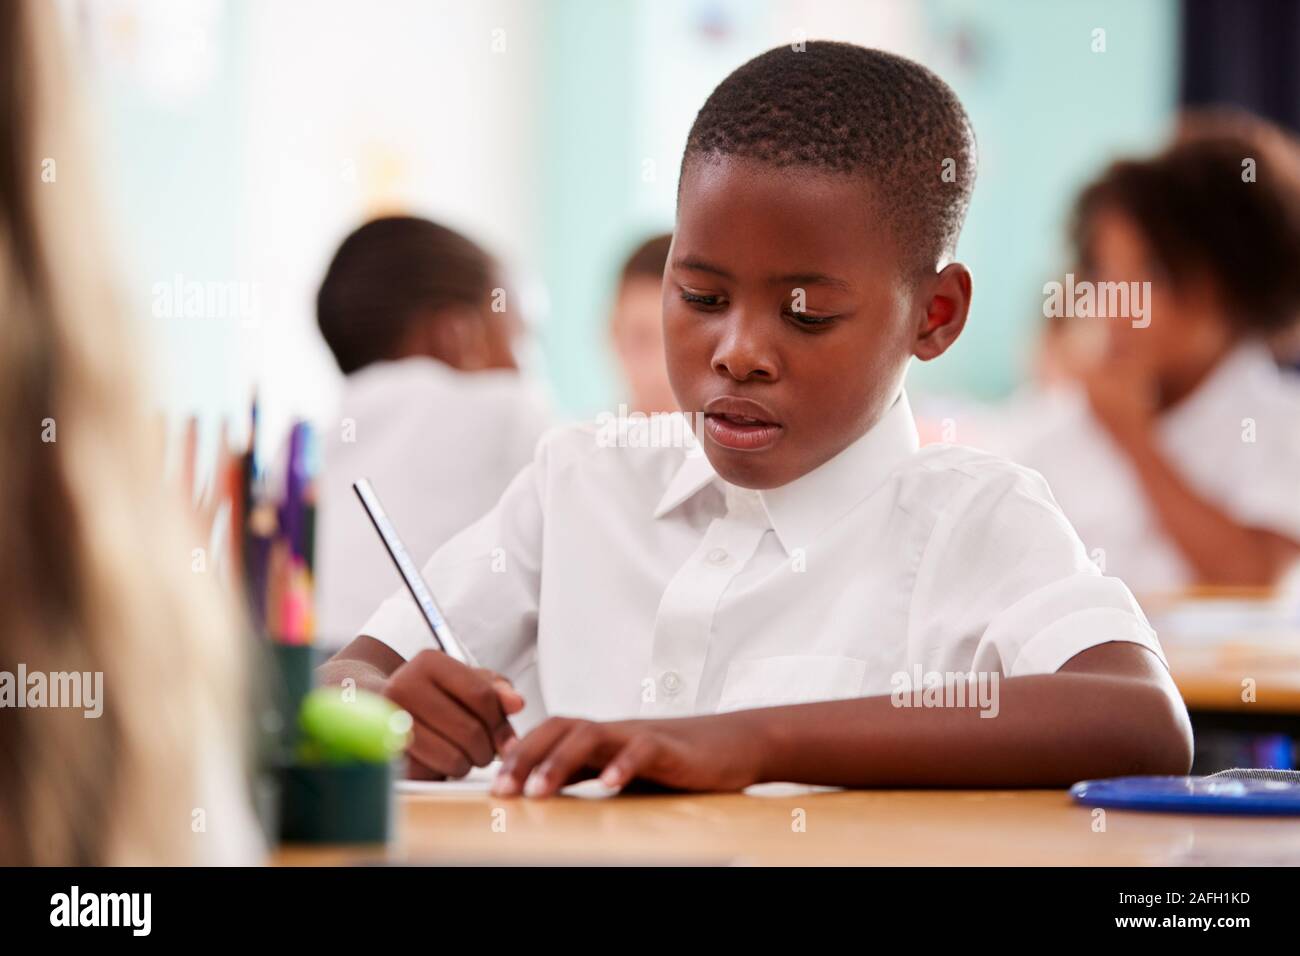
top-left (711, 315), bottom-right (778, 382)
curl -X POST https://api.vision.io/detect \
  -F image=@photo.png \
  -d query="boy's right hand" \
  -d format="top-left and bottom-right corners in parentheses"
top-left (381, 649), bottom-right (524, 779)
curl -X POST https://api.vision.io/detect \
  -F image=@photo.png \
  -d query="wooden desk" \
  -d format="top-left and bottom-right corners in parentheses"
top-left (1165, 641), bottom-right (1300, 717)
top-left (275, 788), bottom-right (1300, 866)
top-left (1142, 591), bottom-right (1300, 743)
top-left (275, 590), bottom-right (1300, 867)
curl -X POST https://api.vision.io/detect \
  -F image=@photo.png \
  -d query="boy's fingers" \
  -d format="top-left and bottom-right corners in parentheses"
top-left (407, 720), bottom-right (472, 779)
top-left (526, 723), bottom-right (608, 798)
top-left (473, 667), bottom-right (526, 717)
top-left (491, 718), bottom-right (574, 796)
top-left (387, 675), bottom-right (495, 767)
top-left (599, 734), bottom-right (661, 790)
top-left (425, 655), bottom-right (515, 753)
top-left (424, 684), bottom-right (496, 767)
top-left (406, 760), bottom-right (446, 782)
top-left (492, 678), bottom-right (525, 715)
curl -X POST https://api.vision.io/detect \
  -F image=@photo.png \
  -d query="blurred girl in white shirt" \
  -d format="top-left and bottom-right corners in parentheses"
top-left (1009, 111), bottom-right (1300, 593)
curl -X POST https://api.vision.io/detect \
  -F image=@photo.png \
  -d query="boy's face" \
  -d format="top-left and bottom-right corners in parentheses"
top-left (665, 157), bottom-right (944, 489)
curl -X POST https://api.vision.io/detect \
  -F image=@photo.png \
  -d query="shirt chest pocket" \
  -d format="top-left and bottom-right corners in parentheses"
top-left (716, 655), bottom-right (868, 713)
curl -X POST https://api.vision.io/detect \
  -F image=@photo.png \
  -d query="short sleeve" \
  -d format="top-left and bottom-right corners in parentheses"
top-left (358, 432), bottom-right (548, 676)
top-left (909, 461), bottom-right (1167, 678)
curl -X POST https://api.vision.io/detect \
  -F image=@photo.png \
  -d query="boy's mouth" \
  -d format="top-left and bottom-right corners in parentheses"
top-left (703, 397), bottom-right (783, 452)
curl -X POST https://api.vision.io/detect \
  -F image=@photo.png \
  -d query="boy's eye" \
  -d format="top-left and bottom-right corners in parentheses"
top-left (680, 290), bottom-right (725, 309)
top-left (784, 308), bottom-right (838, 329)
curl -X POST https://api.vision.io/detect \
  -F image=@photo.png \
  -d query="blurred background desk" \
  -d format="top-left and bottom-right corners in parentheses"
top-left (1146, 588), bottom-right (1300, 772)
top-left (275, 788), bottom-right (1300, 866)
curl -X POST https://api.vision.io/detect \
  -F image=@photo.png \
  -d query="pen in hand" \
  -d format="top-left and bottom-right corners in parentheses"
top-left (353, 479), bottom-right (522, 776)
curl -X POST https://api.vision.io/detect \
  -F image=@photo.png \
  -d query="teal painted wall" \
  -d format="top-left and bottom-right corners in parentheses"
top-left (536, 0), bottom-right (1179, 412)
top-left (916, 0), bottom-right (1179, 398)
top-left (93, 0), bottom-right (1179, 421)
top-left (96, 1), bottom-right (251, 429)
top-left (537, 0), bottom-right (641, 416)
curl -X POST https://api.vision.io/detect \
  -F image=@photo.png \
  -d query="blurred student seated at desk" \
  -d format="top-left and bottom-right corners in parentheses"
top-left (313, 216), bottom-right (549, 648)
top-left (1003, 111), bottom-right (1300, 594)
top-left (609, 233), bottom-right (676, 414)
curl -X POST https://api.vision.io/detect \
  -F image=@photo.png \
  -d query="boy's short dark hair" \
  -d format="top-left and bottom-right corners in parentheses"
top-left (681, 41), bottom-right (976, 273)
top-left (1072, 110), bottom-right (1300, 336)
top-left (317, 216), bottom-right (495, 375)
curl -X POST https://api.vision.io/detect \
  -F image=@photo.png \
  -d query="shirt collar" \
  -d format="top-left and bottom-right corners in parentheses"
top-left (652, 390), bottom-right (921, 553)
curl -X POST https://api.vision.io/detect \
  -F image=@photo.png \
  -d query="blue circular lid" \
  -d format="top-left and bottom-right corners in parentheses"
top-left (1070, 775), bottom-right (1300, 815)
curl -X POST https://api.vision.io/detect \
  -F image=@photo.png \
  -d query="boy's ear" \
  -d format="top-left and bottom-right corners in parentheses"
top-left (912, 262), bottom-right (972, 361)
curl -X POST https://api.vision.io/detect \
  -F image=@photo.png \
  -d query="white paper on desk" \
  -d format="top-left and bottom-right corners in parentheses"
top-left (742, 782), bottom-right (842, 797)
top-left (395, 762), bottom-right (619, 799)
top-left (395, 764), bottom-right (840, 799)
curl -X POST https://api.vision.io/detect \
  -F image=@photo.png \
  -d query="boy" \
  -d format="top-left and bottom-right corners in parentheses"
top-left (313, 216), bottom-right (548, 647)
top-left (321, 43), bottom-right (1191, 794)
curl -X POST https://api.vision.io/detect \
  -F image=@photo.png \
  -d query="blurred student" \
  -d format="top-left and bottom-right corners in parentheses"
top-left (314, 217), bottom-right (549, 647)
top-left (1008, 113), bottom-right (1300, 592)
top-left (1177, 111), bottom-right (1300, 377)
top-left (610, 233), bottom-right (676, 413)
top-left (0, 0), bottom-right (257, 864)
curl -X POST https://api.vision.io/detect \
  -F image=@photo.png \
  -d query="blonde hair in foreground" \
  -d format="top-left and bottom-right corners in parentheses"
top-left (0, 0), bottom-right (253, 864)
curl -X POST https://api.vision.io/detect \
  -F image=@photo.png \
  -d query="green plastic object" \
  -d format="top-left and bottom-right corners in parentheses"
top-left (297, 687), bottom-right (412, 764)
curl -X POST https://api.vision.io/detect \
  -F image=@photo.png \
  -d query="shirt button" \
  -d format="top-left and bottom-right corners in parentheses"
top-left (661, 671), bottom-right (682, 696)
top-left (706, 547), bottom-right (730, 566)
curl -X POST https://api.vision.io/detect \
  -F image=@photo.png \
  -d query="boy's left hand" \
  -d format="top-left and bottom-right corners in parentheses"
top-left (489, 715), bottom-right (765, 797)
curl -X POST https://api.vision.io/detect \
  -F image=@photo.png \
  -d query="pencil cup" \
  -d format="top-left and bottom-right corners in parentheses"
top-left (276, 686), bottom-right (411, 844)
top-left (278, 759), bottom-right (396, 844)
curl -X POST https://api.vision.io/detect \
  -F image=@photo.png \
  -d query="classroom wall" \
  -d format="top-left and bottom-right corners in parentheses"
top-left (915, 0), bottom-right (1179, 399)
top-left (80, 0), bottom-right (251, 476)
top-left (83, 0), bottom-right (1179, 437)
top-left (85, 0), bottom-right (545, 461)
top-left (531, 0), bottom-right (1177, 412)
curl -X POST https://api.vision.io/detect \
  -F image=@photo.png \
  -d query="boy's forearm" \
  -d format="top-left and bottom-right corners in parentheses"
top-left (315, 635), bottom-right (407, 695)
top-left (730, 673), bottom-right (1191, 788)
top-left (315, 656), bottom-right (390, 696)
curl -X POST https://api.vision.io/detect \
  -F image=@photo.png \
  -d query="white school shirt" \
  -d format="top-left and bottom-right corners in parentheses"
top-left (1004, 343), bottom-right (1300, 594)
top-left (315, 357), bottom-right (549, 648)
top-left (359, 391), bottom-right (1165, 733)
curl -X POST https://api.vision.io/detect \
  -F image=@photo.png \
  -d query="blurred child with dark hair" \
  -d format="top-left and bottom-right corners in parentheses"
top-left (610, 233), bottom-right (676, 413)
top-left (1009, 111), bottom-right (1300, 593)
top-left (314, 216), bottom-right (549, 646)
